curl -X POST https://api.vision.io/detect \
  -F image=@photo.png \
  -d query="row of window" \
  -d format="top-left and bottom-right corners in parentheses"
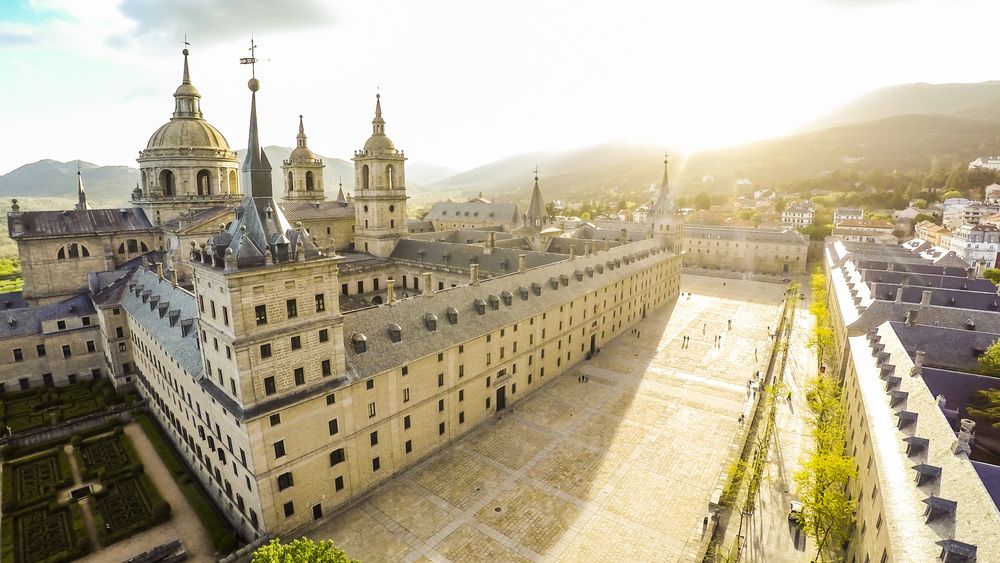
top-left (11, 340), bottom-right (95, 362)
top-left (254, 295), bottom-right (325, 326)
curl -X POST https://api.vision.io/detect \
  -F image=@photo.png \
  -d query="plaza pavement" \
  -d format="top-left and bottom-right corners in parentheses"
top-left (308, 275), bottom-right (787, 562)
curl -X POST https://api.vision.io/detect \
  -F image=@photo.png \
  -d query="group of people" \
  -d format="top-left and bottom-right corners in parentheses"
top-left (577, 374), bottom-right (590, 383)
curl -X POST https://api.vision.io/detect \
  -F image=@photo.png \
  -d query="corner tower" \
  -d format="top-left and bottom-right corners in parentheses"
top-left (352, 94), bottom-right (408, 256)
top-left (650, 153), bottom-right (683, 253)
top-left (282, 115), bottom-right (325, 202)
top-left (135, 48), bottom-right (241, 225)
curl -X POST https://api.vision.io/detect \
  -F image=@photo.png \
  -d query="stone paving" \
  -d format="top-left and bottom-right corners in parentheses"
top-left (309, 275), bottom-right (787, 562)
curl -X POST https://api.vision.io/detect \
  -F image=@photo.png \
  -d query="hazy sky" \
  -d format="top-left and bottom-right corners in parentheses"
top-left (1, 0), bottom-right (999, 175)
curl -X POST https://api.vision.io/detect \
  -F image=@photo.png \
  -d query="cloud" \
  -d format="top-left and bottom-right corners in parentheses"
top-left (117, 0), bottom-right (335, 49)
top-left (0, 23), bottom-right (37, 46)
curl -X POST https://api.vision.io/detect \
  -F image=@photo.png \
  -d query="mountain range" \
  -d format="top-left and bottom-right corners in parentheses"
top-left (5, 80), bottom-right (1000, 205)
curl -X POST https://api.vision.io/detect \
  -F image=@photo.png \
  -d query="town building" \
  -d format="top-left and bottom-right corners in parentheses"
top-left (421, 196), bottom-right (523, 232)
top-left (914, 220), bottom-right (950, 246)
top-left (832, 219), bottom-right (897, 244)
top-left (834, 208), bottom-right (864, 223)
top-left (0, 51), bottom-right (683, 542)
top-left (780, 202), bottom-right (815, 227)
top-left (824, 239), bottom-right (1000, 563)
top-left (942, 223), bottom-right (1000, 268)
top-left (968, 156), bottom-right (1000, 171)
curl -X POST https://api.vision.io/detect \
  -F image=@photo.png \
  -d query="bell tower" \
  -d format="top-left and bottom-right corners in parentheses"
top-left (650, 153), bottom-right (683, 253)
top-left (352, 94), bottom-right (408, 256)
top-left (282, 115), bottom-right (325, 202)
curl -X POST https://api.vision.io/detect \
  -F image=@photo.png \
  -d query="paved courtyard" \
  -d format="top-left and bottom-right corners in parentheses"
top-left (309, 275), bottom-right (787, 562)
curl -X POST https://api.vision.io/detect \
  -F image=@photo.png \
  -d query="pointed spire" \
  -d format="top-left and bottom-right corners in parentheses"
top-left (296, 114), bottom-right (307, 148)
top-left (75, 165), bottom-right (89, 211)
top-left (372, 93), bottom-right (385, 135)
top-left (336, 179), bottom-right (347, 204)
top-left (182, 47), bottom-right (191, 84)
top-left (241, 76), bottom-right (272, 198)
top-left (652, 152), bottom-right (675, 217)
top-left (525, 168), bottom-right (549, 230)
top-left (172, 47), bottom-right (202, 118)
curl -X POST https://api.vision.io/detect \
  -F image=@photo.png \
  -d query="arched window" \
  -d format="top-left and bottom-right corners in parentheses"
top-left (386, 164), bottom-right (394, 189)
top-left (117, 239), bottom-right (149, 255)
top-left (57, 243), bottom-right (90, 260)
top-left (159, 170), bottom-right (175, 196)
top-left (306, 171), bottom-right (314, 191)
top-left (228, 170), bottom-right (238, 194)
top-left (197, 170), bottom-right (211, 196)
top-left (287, 172), bottom-right (294, 192)
top-left (361, 165), bottom-right (370, 189)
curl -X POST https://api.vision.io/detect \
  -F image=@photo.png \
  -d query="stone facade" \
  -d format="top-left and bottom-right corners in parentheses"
top-left (682, 225), bottom-right (807, 275)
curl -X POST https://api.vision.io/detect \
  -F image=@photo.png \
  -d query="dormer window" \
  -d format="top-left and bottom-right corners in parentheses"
top-left (488, 295), bottom-right (500, 310)
top-left (501, 291), bottom-right (513, 306)
top-left (424, 313), bottom-right (438, 332)
top-left (549, 278), bottom-right (559, 289)
top-left (387, 323), bottom-right (402, 343)
top-left (518, 287), bottom-right (529, 300)
top-left (531, 282), bottom-right (542, 296)
top-left (445, 307), bottom-right (459, 325)
top-left (560, 274), bottom-right (569, 286)
top-left (351, 332), bottom-right (368, 353)
top-left (474, 299), bottom-right (487, 315)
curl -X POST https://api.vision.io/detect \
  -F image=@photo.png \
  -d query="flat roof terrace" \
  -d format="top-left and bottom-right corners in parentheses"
top-left (307, 275), bottom-right (786, 562)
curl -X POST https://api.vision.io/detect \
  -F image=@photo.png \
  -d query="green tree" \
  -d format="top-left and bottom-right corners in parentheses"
top-left (694, 191), bottom-right (711, 210)
top-left (944, 169), bottom-right (970, 194)
top-left (975, 340), bottom-right (1000, 377)
top-left (251, 538), bottom-right (357, 563)
top-left (983, 269), bottom-right (1000, 286)
top-left (913, 213), bottom-right (941, 226)
top-left (793, 449), bottom-right (857, 560)
top-left (579, 211), bottom-right (591, 221)
top-left (967, 388), bottom-right (1000, 429)
top-left (775, 197), bottom-right (787, 213)
top-left (940, 189), bottom-right (963, 201)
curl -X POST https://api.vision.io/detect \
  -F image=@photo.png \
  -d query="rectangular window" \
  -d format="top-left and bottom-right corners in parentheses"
top-left (260, 343), bottom-right (272, 358)
top-left (294, 368), bottom-right (305, 386)
top-left (57, 320), bottom-right (66, 330)
top-left (273, 440), bottom-right (285, 458)
top-left (12, 348), bottom-right (22, 362)
top-left (372, 457), bottom-right (381, 472)
top-left (403, 388), bottom-right (410, 402)
top-left (368, 402), bottom-right (376, 418)
top-left (210, 301), bottom-right (216, 319)
top-left (255, 305), bottom-right (267, 325)
top-left (486, 397), bottom-right (491, 409)
top-left (312, 504), bottom-right (323, 520)
top-left (264, 376), bottom-right (276, 396)
top-left (328, 419), bottom-right (339, 435)
top-left (341, 283), bottom-right (348, 296)
top-left (277, 472), bottom-right (293, 491)
top-left (315, 293), bottom-right (326, 312)
top-left (403, 415), bottom-right (411, 429)
top-left (62, 344), bottom-right (72, 358)
top-left (326, 393), bottom-right (336, 405)
top-left (291, 335), bottom-right (302, 350)
top-left (459, 365), bottom-right (464, 377)
top-left (116, 327), bottom-right (124, 338)
top-left (319, 329), bottom-right (329, 342)
top-left (35, 344), bottom-right (45, 357)
top-left (322, 359), bottom-right (332, 377)
top-left (357, 281), bottom-right (364, 293)
top-left (283, 501), bottom-right (294, 518)
top-left (437, 352), bottom-right (444, 362)
top-left (223, 306), bottom-right (229, 326)
top-left (459, 344), bottom-right (464, 353)
top-left (286, 299), bottom-right (298, 319)
top-left (438, 399), bottom-right (445, 412)
top-left (330, 448), bottom-right (345, 466)
top-left (370, 431), bottom-right (378, 446)
top-left (438, 422), bottom-right (445, 435)
top-left (405, 440), bottom-right (412, 454)
top-left (438, 373), bottom-right (444, 387)
top-left (335, 476), bottom-right (344, 491)
top-left (269, 413), bottom-right (281, 426)
top-left (366, 379), bottom-right (374, 390)
top-left (459, 411), bottom-right (465, 424)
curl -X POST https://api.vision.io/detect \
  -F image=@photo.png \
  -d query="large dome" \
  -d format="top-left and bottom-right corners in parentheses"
top-left (146, 118), bottom-right (231, 151)
top-left (289, 145), bottom-right (318, 161)
top-left (363, 134), bottom-right (395, 152)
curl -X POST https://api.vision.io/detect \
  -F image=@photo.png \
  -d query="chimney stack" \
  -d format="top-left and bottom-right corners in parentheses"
top-left (584, 242), bottom-right (593, 256)
top-left (518, 254), bottom-right (526, 273)
top-left (169, 268), bottom-right (178, 288)
top-left (620, 228), bottom-right (627, 244)
top-left (921, 290), bottom-right (932, 306)
top-left (911, 350), bottom-right (925, 376)
top-left (895, 287), bottom-right (903, 302)
top-left (954, 419), bottom-right (976, 456)
top-left (156, 262), bottom-right (164, 280)
top-left (485, 231), bottom-right (495, 255)
top-left (569, 245), bottom-right (576, 260)
top-left (470, 264), bottom-right (480, 285)
top-left (937, 394), bottom-right (947, 409)
top-left (905, 309), bottom-right (918, 326)
top-left (423, 272), bottom-right (434, 297)
top-left (386, 278), bottom-right (396, 304)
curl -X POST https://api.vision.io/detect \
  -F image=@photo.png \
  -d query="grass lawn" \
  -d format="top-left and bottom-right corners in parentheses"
top-left (136, 413), bottom-right (237, 554)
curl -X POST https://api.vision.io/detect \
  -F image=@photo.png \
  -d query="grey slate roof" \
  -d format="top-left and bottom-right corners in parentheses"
top-left (972, 462), bottom-right (1000, 513)
top-left (0, 292), bottom-right (27, 311)
top-left (423, 201), bottom-right (522, 225)
top-left (0, 293), bottom-right (95, 338)
top-left (888, 321), bottom-right (999, 372)
top-left (342, 237), bottom-right (671, 379)
top-left (389, 239), bottom-right (565, 274)
top-left (121, 268), bottom-right (203, 377)
top-left (9, 207), bottom-right (154, 239)
top-left (871, 284), bottom-right (1000, 311)
top-left (684, 225), bottom-right (807, 245)
top-left (280, 200), bottom-right (354, 222)
top-left (861, 270), bottom-right (995, 293)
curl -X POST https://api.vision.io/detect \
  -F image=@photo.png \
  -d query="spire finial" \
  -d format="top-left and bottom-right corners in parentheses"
top-left (375, 91), bottom-right (382, 118)
top-left (533, 165), bottom-right (539, 182)
top-left (181, 35), bottom-right (191, 83)
top-left (298, 114), bottom-right (304, 134)
top-left (75, 166), bottom-right (88, 211)
top-left (241, 36), bottom-right (260, 91)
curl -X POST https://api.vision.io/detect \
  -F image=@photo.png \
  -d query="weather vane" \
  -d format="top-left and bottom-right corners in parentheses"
top-left (533, 165), bottom-right (539, 179)
top-left (183, 34), bottom-right (189, 48)
top-left (240, 36), bottom-right (258, 78)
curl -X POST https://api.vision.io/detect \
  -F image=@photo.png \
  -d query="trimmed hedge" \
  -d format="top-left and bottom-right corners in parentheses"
top-left (135, 413), bottom-right (237, 554)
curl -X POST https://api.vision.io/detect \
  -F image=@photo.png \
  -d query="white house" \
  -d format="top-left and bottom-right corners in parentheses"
top-left (969, 156), bottom-right (1000, 171)
top-left (781, 202), bottom-right (815, 227)
top-left (833, 207), bottom-right (863, 223)
top-left (942, 223), bottom-right (1000, 268)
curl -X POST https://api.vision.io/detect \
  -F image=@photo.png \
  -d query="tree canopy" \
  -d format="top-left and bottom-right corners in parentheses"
top-left (976, 340), bottom-right (1000, 378)
top-left (251, 538), bottom-right (357, 563)
top-left (967, 388), bottom-right (1000, 429)
top-left (694, 191), bottom-right (711, 210)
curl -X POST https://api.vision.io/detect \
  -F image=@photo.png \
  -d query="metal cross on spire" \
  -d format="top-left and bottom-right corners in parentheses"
top-left (183, 34), bottom-right (189, 48)
top-left (533, 165), bottom-right (539, 180)
top-left (240, 36), bottom-right (258, 78)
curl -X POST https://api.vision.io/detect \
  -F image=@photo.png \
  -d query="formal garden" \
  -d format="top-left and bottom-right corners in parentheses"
top-left (0, 423), bottom-right (171, 563)
top-left (0, 381), bottom-right (135, 434)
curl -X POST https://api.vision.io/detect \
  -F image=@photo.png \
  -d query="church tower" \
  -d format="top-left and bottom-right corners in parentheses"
top-left (134, 48), bottom-right (241, 226)
top-left (650, 154), bottom-right (683, 253)
top-left (352, 94), bottom-right (408, 256)
top-left (282, 115), bottom-right (325, 202)
top-left (513, 172), bottom-right (555, 251)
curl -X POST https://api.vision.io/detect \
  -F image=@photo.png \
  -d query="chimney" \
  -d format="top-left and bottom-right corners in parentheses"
top-left (470, 264), bottom-right (480, 285)
top-left (620, 228), bottom-right (627, 244)
top-left (423, 272), bottom-right (434, 297)
top-left (485, 231), bottom-right (495, 255)
top-left (920, 290), bottom-right (932, 306)
top-left (518, 254), bottom-right (526, 273)
top-left (584, 242), bottom-right (593, 256)
top-left (954, 419), bottom-right (976, 456)
top-left (911, 350), bottom-right (925, 377)
top-left (895, 287), bottom-right (903, 302)
top-left (569, 245), bottom-right (576, 260)
top-left (937, 394), bottom-right (947, 409)
top-left (156, 262), bottom-right (164, 280)
top-left (386, 278), bottom-right (396, 304)
top-left (169, 268), bottom-right (178, 288)
top-left (906, 309), bottom-right (918, 326)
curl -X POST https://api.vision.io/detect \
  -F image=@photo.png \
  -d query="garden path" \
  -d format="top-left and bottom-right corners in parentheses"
top-left (63, 444), bottom-right (100, 549)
